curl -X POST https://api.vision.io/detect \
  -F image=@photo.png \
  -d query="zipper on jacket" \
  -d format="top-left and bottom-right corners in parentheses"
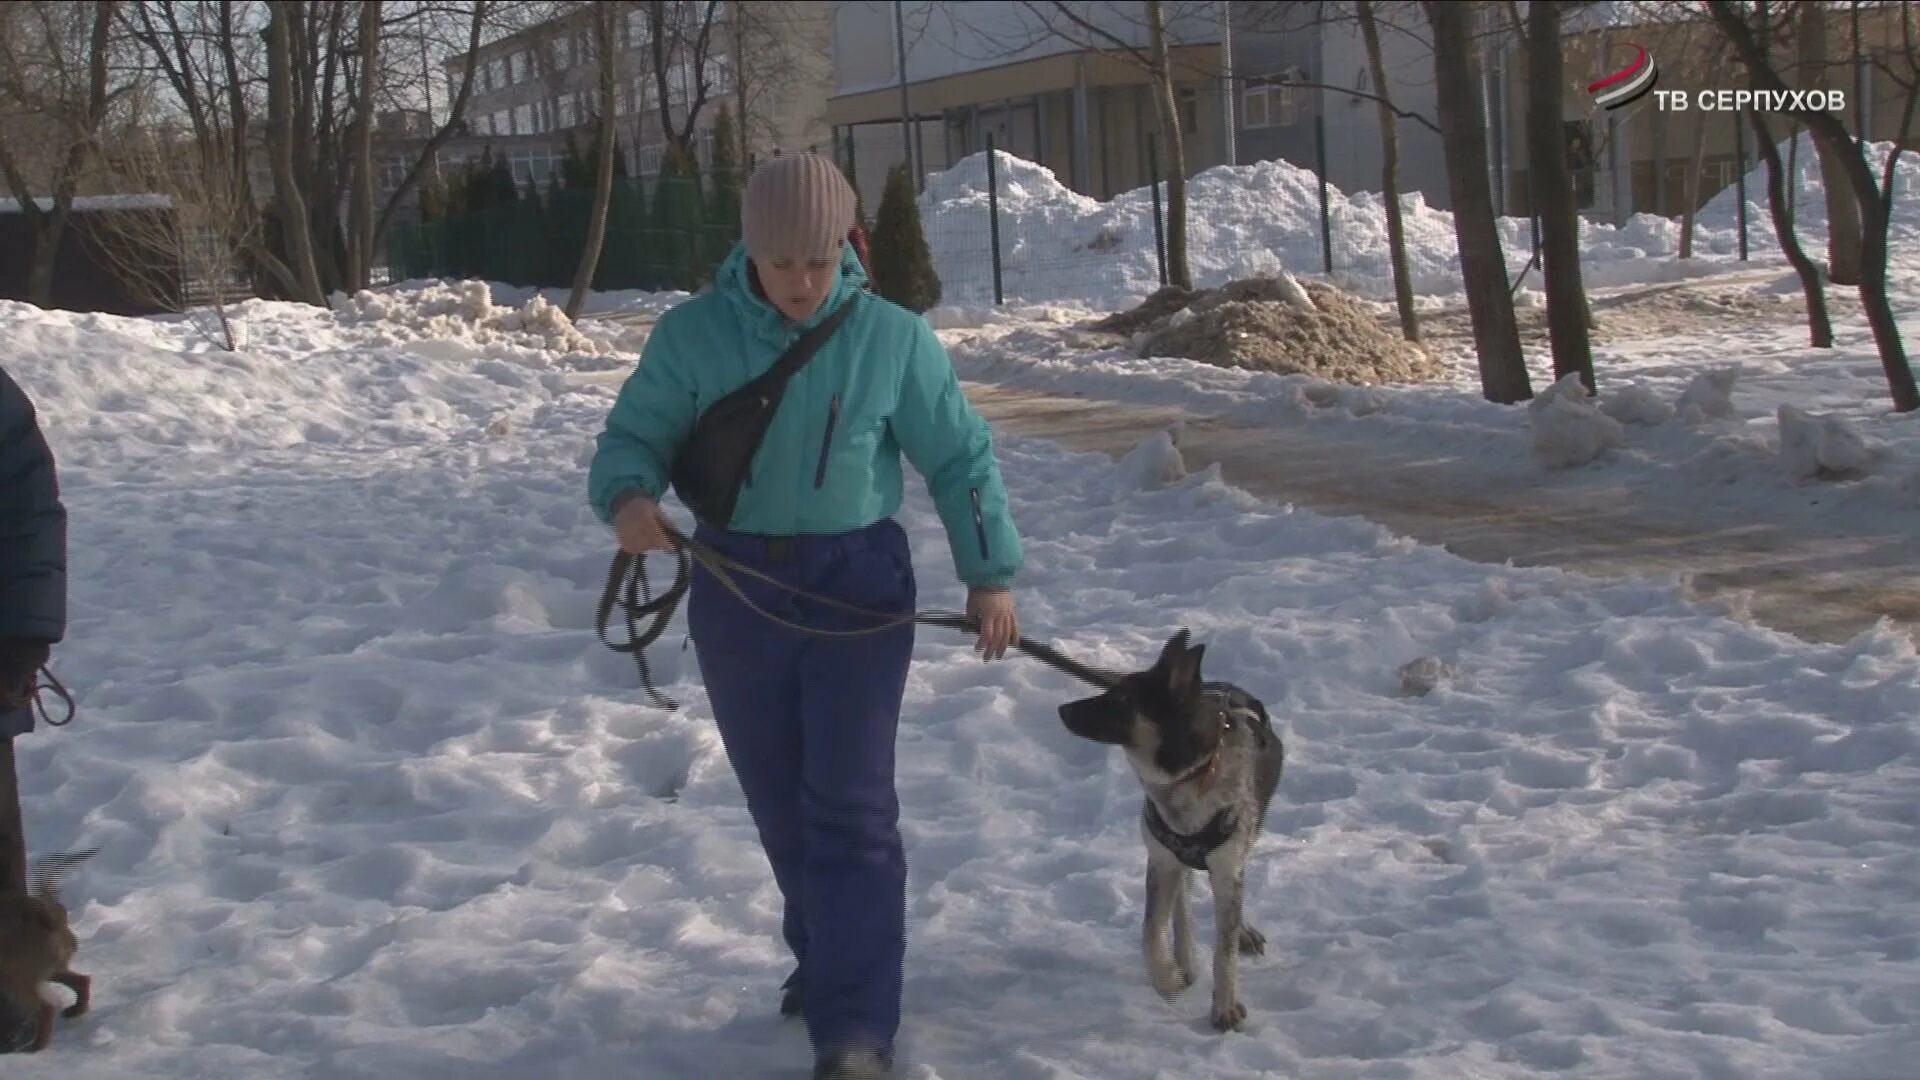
top-left (970, 487), bottom-right (990, 560)
top-left (813, 393), bottom-right (841, 489)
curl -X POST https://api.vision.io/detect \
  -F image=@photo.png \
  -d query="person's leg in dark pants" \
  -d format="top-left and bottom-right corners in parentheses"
top-left (0, 736), bottom-right (25, 895)
top-left (0, 732), bottom-right (40, 1053)
top-left (794, 525), bottom-right (917, 1067)
top-left (687, 554), bottom-right (812, 997)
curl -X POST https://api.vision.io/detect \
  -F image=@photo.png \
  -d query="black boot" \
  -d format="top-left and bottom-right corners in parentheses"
top-left (779, 968), bottom-right (804, 1018)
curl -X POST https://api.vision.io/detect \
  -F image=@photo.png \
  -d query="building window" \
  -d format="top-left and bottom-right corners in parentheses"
top-left (559, 96), bottom-right (575, 129)
top-left (1244, 76), bottom-right (1300, 129)
top-left (514, 103), bottom-right (533, 134)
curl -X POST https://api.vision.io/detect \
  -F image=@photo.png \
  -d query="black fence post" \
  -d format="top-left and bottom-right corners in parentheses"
top-left (1148, 134), bottom-right (1168, 288)
top-left (1314, 113), bottom-right (1333, 275)
top-left (1734, 110), bottom-right (1749, 261)
top-left (987, 133), bottom-right (1005, 306)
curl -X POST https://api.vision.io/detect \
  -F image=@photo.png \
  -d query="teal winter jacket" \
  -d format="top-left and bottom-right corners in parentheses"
top-left (588, 241), bottom-right (1023, 589)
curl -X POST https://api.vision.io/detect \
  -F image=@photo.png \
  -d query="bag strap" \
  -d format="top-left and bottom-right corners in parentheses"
top-left (760, 299), bottom-right (855, 390)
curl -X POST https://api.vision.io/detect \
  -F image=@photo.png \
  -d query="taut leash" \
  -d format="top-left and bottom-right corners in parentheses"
top-left (594, 526), bottom-right (1121, 711)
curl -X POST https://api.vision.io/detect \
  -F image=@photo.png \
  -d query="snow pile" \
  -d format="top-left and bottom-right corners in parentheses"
top-left (336, 279), bottom-right (620, 358)
top-left (1600, 382), bottom-right (1677, 426)
top-left (1696, 132), bottom-right (1920, 248)
top-left (1529, 372), bottom-right (1624, 469)
top-left (1677, 367), bottom-right (1742, 424)
top-left (1, 298), bottom-right (561, 469)
top-left (1778, 404), bottom-right (1879, 482)
top-left (917, 138), bottom-right (1920, 310)
top-left (1093, 275), bottom-right (1444, 384)
top-left (1111, 423), bottom-right (1188, 493)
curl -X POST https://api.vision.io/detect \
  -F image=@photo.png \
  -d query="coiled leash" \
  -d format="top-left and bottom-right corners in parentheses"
top-left (594, 525), bottom-right (1122, 711)
top-left (0, 666), bottom-right (75, 728)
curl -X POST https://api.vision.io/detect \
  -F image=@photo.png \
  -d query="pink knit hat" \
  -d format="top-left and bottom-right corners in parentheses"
top-left (741, 153), bottom-right (857, 261)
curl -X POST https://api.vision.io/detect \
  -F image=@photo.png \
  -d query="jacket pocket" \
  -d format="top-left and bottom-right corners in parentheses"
top-left (813, 394), bottom-right (841, 489)
top-left (970, 486), bottom-right (990, 560)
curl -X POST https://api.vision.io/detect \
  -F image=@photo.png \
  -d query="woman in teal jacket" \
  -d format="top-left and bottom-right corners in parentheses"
top-left (588, 154), bottom-right (1022, 1080)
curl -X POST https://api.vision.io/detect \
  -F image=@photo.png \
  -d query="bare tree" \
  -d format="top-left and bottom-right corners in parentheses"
top-left (1737, 2), bottom-right (1834, 348)
top-left (648, 0), bottom-right (721, 159)
top-left (567, 0), bottom-right (618, 318)
top-left (1804, 0), bottom-right (1862, 284)
top-left (0, 1), bottom-right (131, 308)
top-left (122, 0), bottom-right (493, 304)
top-left (93, 130), bottom-right (258, 349)
top-left (1424, 0), bottom-right (1528, 403)
top-left (1355, 0), bottom-right (1419, 342)
top-left (1523, 0), bottom-right (1593, 389)
top-left (265, 0), bottom-right (326, 304)
top-left (1707, 0), bottom-right (1919, 412)
top-left (346, 0), bottom-right (383, 292)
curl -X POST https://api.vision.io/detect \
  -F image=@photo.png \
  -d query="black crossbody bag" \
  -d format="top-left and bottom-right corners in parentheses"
top-left (667, 299), bottom-right (855, 528)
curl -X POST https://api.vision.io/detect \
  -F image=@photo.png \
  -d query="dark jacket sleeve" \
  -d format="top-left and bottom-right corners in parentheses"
top-left (0, 366), bottom-right (67, 645)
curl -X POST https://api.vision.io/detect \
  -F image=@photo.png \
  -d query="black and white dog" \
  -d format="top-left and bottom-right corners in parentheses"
top-left (1058, 629), bottom-right (1285, 1032)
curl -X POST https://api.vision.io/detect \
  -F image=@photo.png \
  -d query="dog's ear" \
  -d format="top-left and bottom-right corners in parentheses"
top-left (1059, 694), bottom-right (1133, 747)
top-left (1157, 631), bottom-right (1204, 701)
top-left (1157, 629), bottom-right (1192, 669)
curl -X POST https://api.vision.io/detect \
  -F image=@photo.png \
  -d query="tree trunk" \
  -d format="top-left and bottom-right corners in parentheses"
top-left (568, 5), bottom-right (620, 319)
top-left (1801, 0), bottom-right (1862, 285)
top-left (23, 211), bottom-right (71, 309)
top-left (1524, 0), bottom-right (1593, 390)
top-left (1749, 108), bottom-right (1833, 348)
top-left (1145, 0), bottom-right (1191, 290)
top-left (346, 0), bottom-right (382, 293)
top-left (1425, 1), bottom-right (1529, 403)
top-left (267, 0), bottom-right (326, 305)
top-left (1679, 106), bottom-right (1708, 258)
top-left (734, 1), bottom-right (752, 166)
top-left (1704, 0), bottom-right (1917, 412)
top-left (1358, 0), bottom-right (1418, 342)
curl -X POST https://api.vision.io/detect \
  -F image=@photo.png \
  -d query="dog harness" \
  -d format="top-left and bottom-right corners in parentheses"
top-left (1143, 801), bottom-right (1238, 871)
top-left (1142, 685), bottom-right (1278, 872)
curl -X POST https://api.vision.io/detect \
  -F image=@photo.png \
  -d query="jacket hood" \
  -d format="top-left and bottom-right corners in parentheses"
top-left (714, 239), bottom-right (869, 343)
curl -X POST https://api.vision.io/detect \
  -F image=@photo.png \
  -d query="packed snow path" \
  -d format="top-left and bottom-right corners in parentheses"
top-left (966, 382), bottom-right (1920, 647)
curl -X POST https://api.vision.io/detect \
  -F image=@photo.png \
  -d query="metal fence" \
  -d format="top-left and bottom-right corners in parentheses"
top-left (386, 177), bottom-right (735, 294)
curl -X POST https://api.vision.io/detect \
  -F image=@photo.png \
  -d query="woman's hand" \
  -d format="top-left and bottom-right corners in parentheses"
top-left (612, 492), bottom-right (675, 555)
top-left (966, 586), bottom-right (1019, 662)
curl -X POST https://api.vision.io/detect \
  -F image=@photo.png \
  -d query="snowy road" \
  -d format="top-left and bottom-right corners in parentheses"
top-left (965, 383), bottom-right (1920, 646)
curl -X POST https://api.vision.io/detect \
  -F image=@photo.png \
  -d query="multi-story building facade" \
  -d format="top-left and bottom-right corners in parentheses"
top-left (435, 1), bottom-right (833, 193)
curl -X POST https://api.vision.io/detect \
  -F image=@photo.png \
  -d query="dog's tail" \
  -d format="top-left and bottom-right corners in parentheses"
top-left (28, 849), bottom-right (98, 908)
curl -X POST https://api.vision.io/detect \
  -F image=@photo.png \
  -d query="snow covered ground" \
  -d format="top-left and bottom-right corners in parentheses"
top-left (4, 263), bottom-right (1920, 1079)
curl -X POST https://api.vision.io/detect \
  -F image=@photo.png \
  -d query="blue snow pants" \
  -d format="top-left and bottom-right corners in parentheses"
top-left (686, 516), bottom-right (917, 1064)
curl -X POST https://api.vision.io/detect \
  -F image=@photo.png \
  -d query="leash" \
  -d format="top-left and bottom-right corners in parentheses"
top-left (594, 525), bottom-right (1122, 711)
top-left (0, 667), bottom-right (74, 728)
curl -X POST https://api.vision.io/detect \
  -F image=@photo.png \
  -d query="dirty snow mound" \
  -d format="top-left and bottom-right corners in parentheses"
top-left (1530, 372), bottom-right (1623, 469)
top-left (337, 280), bottom-right (612, 357)
top-left (1778, 404), bottom-right (1877, 481)
top-left (1123, 277), bottom-right (1442, 384)
top-left (1089, 286), bottom-right (1200, 335)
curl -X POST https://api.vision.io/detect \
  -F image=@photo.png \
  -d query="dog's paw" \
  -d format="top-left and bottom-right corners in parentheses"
top-left (1148, 961), bottom-right (1194, 1000)
top-left (1210, 999), bottom-right (1248, 1032)
top-left (1237, 924), bottom-right (1266, 957)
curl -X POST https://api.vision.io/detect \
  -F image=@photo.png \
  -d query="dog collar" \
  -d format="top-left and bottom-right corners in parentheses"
top-left (1143, 800), bottom-right (1237, 872)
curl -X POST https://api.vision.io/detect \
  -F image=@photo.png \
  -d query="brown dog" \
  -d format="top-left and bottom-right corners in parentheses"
top-left (0, 851), bottom-right (94, 1052)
